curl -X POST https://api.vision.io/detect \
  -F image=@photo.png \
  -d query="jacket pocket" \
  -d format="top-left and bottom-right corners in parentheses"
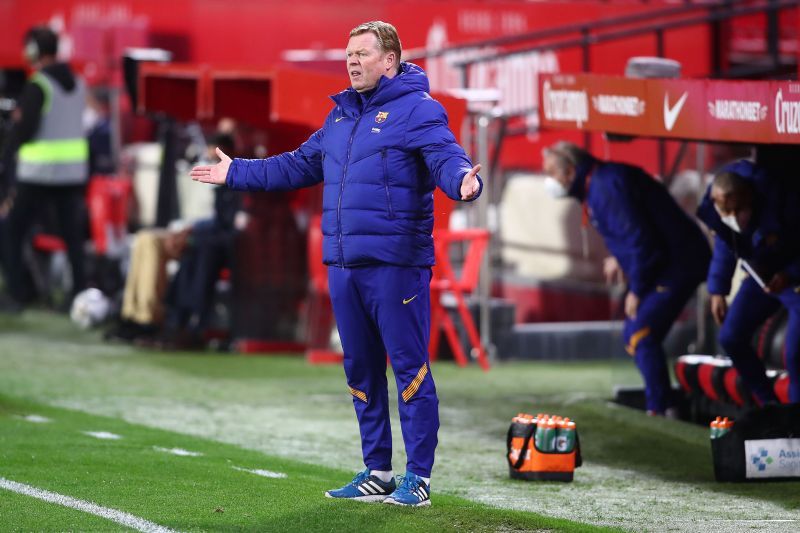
top-left (382, 149), bottom-right (395, 219)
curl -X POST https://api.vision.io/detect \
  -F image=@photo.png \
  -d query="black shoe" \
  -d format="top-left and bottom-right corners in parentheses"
top-left (104, 320), bottom-right (157, 343)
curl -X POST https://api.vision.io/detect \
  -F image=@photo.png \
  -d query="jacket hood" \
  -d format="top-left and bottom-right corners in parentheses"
top-left (567, 155), bottom-right (598, 201)
top-left (697, 159), bottom-right (763, 233)
top-left (331, 62), bottom-right (430, 110)
top-left (697, 159), bottom-right (765, 227)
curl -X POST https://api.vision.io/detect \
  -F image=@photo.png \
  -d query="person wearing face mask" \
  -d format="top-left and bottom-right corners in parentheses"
top-left (542, 141), bottom-right (711, 416)
top-left (696, 159), bottom-right (800, 405)
top-left (190, 21), bottom-right (482, 506)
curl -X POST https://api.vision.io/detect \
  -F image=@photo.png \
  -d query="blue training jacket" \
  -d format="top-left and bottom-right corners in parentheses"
top-left (696, 159), bottom-right (800, 295)
top-left (225, 62), bottom-right (481, 268)
top-left (569, 157), bottom-right (710, 296)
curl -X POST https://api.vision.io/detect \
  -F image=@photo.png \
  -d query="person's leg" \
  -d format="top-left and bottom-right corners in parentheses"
top-left (718, 277), bottom-right (781, 405)
top-left (2, 183), bottom-right (39, 304)
top-left (777, 288), bottom-right (800, 403)
top-left (327, 265), bottom-right (393, 473)
top-left (624, 279), bottom-right (697, 413)
top-left (121, 230), bottom-right (167, 326)
top-left (52, 185), bottom-right (87, 298)
top-left (178, 222), bottom-right (227, 330)
top-left (357, 265), bottom-right (438, 479)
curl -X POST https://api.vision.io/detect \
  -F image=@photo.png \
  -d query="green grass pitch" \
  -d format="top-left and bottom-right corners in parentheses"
top-left (1, 311), bottom-right (798, 531)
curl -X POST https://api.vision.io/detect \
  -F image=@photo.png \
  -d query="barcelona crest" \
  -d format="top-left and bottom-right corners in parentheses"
top-left (375, 111), bottom-right (389, 123)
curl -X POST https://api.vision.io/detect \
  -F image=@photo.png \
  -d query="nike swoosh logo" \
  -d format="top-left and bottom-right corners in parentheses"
top-left (402, 295), bottom-right (418, 305)
top-left (335, 117), bottom-right (345, 123)
top-left (663, 91), bottom-right (688, 131)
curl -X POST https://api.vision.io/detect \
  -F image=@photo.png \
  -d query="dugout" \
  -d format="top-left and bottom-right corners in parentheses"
top-left (538, 68), bottom-right (800, 415)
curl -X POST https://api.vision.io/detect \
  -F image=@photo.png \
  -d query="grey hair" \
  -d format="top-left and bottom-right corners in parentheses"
top-left (542, 141), bottom-right (592, 173)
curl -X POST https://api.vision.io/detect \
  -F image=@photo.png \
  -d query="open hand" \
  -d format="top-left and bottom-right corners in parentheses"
top-left (603, 256), bottom-right (625, 285)
top-left (190, 148), bottom-right (232, 185)
top-left (460, 164), bottom-right (481, 200)
top-left (710, 294), bottom-right (728, 325)
top-left (624, 291), bottom-right (640, 320)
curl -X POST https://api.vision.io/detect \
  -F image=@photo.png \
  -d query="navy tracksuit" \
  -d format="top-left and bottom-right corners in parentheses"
top-left (697, 160), bottom-right (800, 404)
top-left (226, 63), bottom-right (481, 477)
top-left (569, 158), bottom-right (711, 413)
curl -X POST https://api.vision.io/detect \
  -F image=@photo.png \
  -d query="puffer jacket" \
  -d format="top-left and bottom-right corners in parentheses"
top-left (225, 62), bottom-right (481, 267)
top-left (696, 159), bottom-right (800, 295)
top-left (569, 157), bottom-right (710, 296)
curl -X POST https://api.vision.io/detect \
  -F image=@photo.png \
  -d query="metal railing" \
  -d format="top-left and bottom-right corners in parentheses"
top-left (408, 0), bottom-right (798, 117)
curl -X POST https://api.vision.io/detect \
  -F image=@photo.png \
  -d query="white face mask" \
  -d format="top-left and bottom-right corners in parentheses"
top-left (721, 214), bottom-right (741, 233)
top-left (544, 176), bottom-right (568, 199)
top-left (714, 204), bottom-right (743, 233)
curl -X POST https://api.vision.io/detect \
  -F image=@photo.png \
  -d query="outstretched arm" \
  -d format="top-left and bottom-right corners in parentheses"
top-left (191, 127), bottom-right (325, 191)
top-left (405, 98), bottom-right (482, 202)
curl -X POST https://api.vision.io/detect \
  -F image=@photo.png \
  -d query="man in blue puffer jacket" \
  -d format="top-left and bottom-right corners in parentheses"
top-left (696, 159), bottom-right (800, 405)
top-left (191, 21), bottom-right (481, 507)
top-left (542, 141), bottom-right (710, 416)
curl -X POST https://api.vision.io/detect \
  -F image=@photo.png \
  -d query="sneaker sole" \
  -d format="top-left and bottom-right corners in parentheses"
top-left (383, 497), bottom-right (431, 507)
top-left (324, 492), bottom-right (388, 503)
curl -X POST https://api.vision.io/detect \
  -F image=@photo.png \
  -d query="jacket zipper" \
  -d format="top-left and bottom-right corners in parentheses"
top-left (338, 114), bottom-right (363, 267)
top-left (382, 149), bottom-right (394, 219)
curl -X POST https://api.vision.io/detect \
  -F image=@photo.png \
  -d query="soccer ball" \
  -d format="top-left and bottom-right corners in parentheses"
top-left (70, 288), bottom-right (112, 329)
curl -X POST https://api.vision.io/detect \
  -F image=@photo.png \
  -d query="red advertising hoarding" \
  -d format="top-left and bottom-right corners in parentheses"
top-left (540, 74), bottom-right (800, 145)
top-left (705, 80), bottom-right (771, 142)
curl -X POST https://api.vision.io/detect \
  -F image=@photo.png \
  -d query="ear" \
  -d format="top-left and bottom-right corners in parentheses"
top-left (384, 51), bottom-right (396, 71)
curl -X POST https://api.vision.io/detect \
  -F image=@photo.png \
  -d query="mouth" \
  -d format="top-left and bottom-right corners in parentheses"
top-left (350, 70), bottom-right (361, 79)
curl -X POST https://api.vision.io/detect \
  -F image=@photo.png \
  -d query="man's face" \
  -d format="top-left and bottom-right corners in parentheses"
top-left (542, 152), bottom-right (575, 190)
top-left (711, 186), bottom-right (753, 231)
top-left (346, 32), bottom-right (394, 93)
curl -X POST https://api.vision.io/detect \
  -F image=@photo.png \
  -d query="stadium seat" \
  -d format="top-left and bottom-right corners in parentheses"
top-left (429, 228), bottom-right (491, 370)
top-left (774, 372), bottom-right (790, 404)
top-left (697, 358), bottom-right (732, 404)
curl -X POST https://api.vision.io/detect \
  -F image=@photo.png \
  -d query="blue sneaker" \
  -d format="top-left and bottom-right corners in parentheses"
top-left (383, 472), bottom-right (431, 507)
top-left (325, 469), bottom-right (396, 502)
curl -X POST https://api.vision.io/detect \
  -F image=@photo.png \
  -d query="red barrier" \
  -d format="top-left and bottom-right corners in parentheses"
top-left (540, 73), bottom-right (800, 144)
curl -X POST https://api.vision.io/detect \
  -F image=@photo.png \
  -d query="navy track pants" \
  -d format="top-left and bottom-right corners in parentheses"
top-left (624, 274), bottom-right (702, 413)
top-left (719, 276), bottom-right (800, 404)
top-left (328, 264), bottom-right (439, 477)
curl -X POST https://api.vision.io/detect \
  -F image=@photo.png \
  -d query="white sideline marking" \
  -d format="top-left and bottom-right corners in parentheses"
top-left (16, 414), bottom-right (52, 423)
top-left (83, 431), bottom-right (122, 440)
top-left (153, 446), bottom-right (203, 457)
top-left (232, 466), bottom-right (287, 479)
top-left (0, 477), bottom-right (179, 533)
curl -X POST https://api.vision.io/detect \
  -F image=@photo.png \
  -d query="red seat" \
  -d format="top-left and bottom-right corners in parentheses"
top-left (775, 372), bottom-right (790, 404)
top-left (429, 228), bottom-right (490, 370)
top-left (31, 233), bottom-right (67, 253)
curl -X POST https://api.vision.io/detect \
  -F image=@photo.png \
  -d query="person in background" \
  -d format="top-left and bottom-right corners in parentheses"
top-left (0, 26), bottom-right (88, 312)
top-left (106, 133), bottom-right (242, 347)
top-left (86, 86), bottom-right (115, 177)
top-left (696, 159), bottom-right (800, 404)
top-left (542, 141), bottom-right (711, 416)
top-left (154, 132), bottom-right (243, 349)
